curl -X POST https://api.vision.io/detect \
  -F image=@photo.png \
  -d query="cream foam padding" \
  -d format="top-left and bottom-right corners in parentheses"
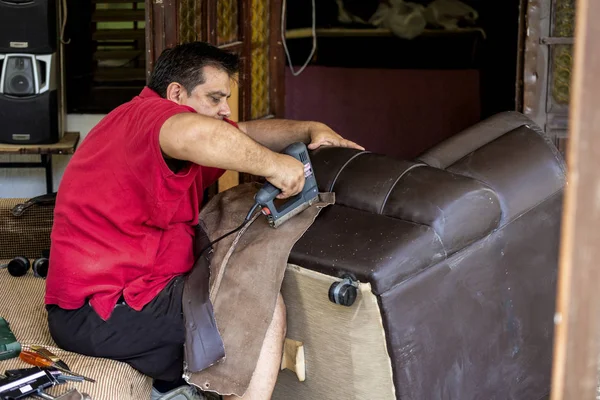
top-left (273, 264), bottom-right (395, 400)
top-left (0, 266), bottom-right (153, 400)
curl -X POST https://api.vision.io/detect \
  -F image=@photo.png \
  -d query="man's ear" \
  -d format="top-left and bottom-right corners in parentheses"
top-left (165, 82), bottom-right (186, 104)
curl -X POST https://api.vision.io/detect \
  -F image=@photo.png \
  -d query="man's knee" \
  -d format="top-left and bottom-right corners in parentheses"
top-left (273, 293), bottom-right (287, 338)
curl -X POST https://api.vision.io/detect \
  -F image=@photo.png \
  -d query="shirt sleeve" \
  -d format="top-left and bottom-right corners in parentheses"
top-left (123, 99), bottom-right (199, 214)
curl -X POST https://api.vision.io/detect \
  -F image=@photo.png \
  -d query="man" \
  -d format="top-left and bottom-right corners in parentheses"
top-left (44, 41), bottom-right (363, 400)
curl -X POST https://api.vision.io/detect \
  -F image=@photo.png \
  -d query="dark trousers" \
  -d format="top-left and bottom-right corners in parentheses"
top-left (46, 276), bottom-right (186, 381)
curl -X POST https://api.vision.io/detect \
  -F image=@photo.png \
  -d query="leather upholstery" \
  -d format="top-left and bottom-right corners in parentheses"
top-left (289, 111), bottom-right (566, 399)
top-left (382, 166), bottom-right (502, 254)
top-left (417, 111), bottom-right (546, 169)
top-left (447, 125), bottom-right (565, 225)
top-left (290, 205), bottom-right (445, 295)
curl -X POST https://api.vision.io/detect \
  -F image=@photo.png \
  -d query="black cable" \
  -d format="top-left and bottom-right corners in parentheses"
top-left (198, 202), bottom-right (261, 257)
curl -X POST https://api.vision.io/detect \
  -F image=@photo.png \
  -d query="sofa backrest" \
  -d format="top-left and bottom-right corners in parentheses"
top-left (309, 111), bottom-right (566, 257)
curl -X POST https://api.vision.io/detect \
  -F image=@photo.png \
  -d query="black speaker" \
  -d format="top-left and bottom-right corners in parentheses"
top-left (0, 0), bottom-right (58, 54)
top-left (0, 53), bottom-right (59, 144)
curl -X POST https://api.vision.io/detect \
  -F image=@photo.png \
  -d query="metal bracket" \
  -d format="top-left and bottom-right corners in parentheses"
top-left (540, 37), bottom-right (574, 45)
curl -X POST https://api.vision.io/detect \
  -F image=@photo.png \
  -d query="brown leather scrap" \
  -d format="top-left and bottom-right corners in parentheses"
top-left (184, 183), bottom-right (334, 396)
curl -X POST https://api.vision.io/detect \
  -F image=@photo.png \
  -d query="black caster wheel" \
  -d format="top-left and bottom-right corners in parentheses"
top-left (33, 257), bottom-right (49, 278)
top-left (7, 256), bottom-right (30, 277)
top-left (328, 275), bottom-right (358, 307)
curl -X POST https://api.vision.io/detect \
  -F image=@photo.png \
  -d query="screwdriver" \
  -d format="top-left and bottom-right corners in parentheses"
top-left (30, 345), bottom-right (71, 371)
top-left (19, 350), bottom-right (96, 383)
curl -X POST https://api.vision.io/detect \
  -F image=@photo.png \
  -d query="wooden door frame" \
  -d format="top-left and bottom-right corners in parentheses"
top-left (144, 0), bottom-right (285, 121)
top-left (550, 0), bottom-right (600, 397)
top-left (145, 0), bottom-right (286, 191)
top-left (144, 0), bottom-right (178, 82)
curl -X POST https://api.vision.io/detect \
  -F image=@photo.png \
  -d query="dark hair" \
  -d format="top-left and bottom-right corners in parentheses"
top-left (148, 41), bottom-right (240, 98)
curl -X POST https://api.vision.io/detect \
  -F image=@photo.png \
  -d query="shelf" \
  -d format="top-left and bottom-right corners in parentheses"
top-left (93, 50), bottom-right (144, 60)
top-left (93, 67), bottom-right (146, 82)
top-left (284, 27), bottom-right (486, 69)
top-left (93, 29), bottom-right (145, 41)
top-left (92, 0), bottom-right (144, 3)
top-left (92, 10), bottom-right (145, 22)
top-left (285, 27), bottom-right (486, 40)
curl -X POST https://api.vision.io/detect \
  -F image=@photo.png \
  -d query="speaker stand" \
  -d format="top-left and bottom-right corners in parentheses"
top-left (0, 132), bottom-right (80, 195)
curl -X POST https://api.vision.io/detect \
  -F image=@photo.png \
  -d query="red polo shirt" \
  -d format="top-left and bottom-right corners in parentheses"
top-left (45, 87), bottom-right (229, 320)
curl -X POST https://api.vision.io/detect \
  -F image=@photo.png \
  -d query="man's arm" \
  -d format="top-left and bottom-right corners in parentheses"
top-left (237, 119), bottom-right (364, 152)
top-left (159, 113), bottom-right (305, 198)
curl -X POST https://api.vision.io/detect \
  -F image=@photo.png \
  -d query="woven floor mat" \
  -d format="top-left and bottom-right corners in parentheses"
top-left (0, 266), bottom-right (153, 400)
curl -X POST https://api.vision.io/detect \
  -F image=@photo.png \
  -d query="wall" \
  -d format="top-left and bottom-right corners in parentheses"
top-left (285, 66), bottom-right (482, 161)
top-left (0, 114), bottom-right (105, 198)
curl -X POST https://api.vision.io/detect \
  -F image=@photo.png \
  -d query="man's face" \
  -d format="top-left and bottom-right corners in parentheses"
top-left (179, 65), bottom-right (232, 119)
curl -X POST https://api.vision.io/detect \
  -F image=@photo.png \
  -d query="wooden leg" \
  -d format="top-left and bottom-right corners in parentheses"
top-left (41, 154), bottom-right (53, 194)
top-left (280, 338), bottom-right (305, 382)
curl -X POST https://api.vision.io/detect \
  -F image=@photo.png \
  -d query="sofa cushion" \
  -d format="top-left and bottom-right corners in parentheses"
top-left (382, 166), bottom-right (502, 254)
top-left (330, 152), bottom-right (426, 214)
top-left (309, 146), bottom-right (367, 192)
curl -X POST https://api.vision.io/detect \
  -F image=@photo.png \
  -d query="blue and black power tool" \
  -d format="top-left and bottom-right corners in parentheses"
top-left (198, 142), bottom-right (319, 256)
top-left (252, 142), bottom-right (319, 228)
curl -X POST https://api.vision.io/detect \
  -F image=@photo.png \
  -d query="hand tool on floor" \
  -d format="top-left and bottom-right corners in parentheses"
top-left (19, 351), bottom-right (96, 383)
top-left (0, 366), bottom-right (89, 400)
top-left (0, 366), bottom-right (56, 400)
top-left (30, 346), bottom-right (70, 371)
top-left (0, 318), bottom-right (20, 361)
top-left (197, 142), bottom-right (319, 256)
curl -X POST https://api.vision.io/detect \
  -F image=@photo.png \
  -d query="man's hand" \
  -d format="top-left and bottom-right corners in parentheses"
top-left (307, 122), bottom-right (365, 151)
top-left (265, 154), bottom-right (306, 199)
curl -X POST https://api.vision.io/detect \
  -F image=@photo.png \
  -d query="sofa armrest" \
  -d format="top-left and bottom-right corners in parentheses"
top-left (447, 125), bottom-right (566, 225)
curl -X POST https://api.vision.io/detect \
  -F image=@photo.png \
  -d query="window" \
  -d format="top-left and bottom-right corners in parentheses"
top-left (64, 0), bottom-right (146, 113)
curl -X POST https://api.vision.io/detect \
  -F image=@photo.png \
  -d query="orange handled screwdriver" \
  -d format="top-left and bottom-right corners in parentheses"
top-left (19, 350), bottom-right (96, 383)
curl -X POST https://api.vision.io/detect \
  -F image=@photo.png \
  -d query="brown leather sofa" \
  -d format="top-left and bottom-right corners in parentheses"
top-left (274, 111), bottom-right (566, 399)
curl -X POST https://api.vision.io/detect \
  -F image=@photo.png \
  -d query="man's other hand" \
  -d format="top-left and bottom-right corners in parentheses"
top-left (266, 154), bottom-right (305, 199)
top-left (307, 122), bottom-right (365, 151)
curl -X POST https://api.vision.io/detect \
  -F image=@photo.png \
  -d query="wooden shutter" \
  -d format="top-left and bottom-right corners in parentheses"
top-left (147, 0), bottom-right (284, 122)
top-left (145, 0), bottom-right (285, 192)
top-left (90, 0), bottom-right (147, 108)
top-left (521, 0), bottom-right (575, 155)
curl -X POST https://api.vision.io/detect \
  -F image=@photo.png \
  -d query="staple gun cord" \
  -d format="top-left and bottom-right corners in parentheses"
top-left (198, 202), bottom-right (260, 257)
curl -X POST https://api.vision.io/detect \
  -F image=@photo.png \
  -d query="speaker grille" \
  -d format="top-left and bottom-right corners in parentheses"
top-left (0, 198), bottom-right (53, 259)
top-left (4, 56), bottom-right (35, 96)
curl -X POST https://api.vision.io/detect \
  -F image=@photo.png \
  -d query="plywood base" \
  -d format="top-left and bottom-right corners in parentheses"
top-left (273, 264), bottom-right (395, 399)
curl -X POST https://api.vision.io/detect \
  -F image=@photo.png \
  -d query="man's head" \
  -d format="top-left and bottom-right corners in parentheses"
top-left (148, 42), bottom-right (240, 119)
